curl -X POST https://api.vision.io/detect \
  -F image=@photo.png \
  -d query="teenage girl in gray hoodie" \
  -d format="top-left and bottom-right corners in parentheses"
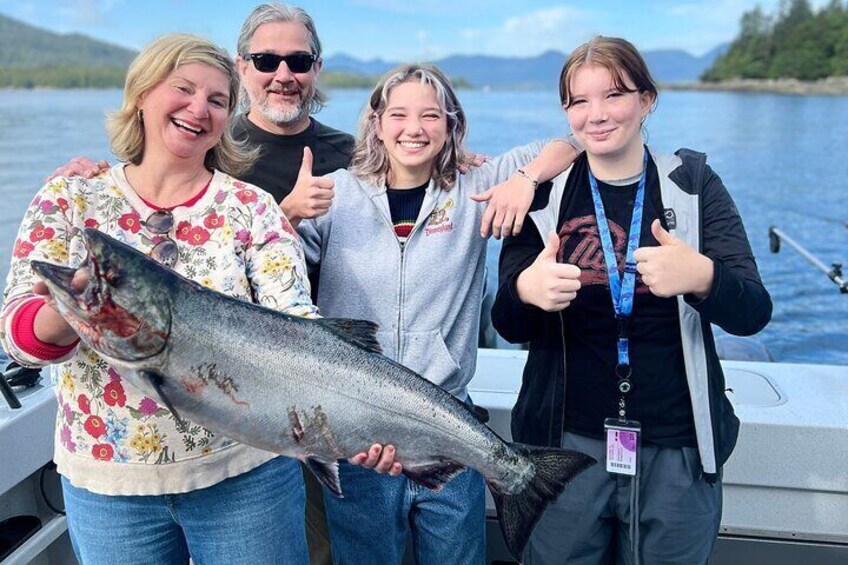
top-left (297, 63), bottom-right (579, 564)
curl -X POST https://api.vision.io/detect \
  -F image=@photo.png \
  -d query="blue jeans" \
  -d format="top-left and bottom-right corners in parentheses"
top-left (323, 461), bottom-right (486, 565)
top-left (62, 456), bottom-right (308, 565)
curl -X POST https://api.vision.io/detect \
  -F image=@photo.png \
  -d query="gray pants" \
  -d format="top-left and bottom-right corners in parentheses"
top-left (526, 432), bottom-right (722, 565)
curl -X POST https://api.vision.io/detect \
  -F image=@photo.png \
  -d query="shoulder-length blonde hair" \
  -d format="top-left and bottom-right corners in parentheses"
top-left (106, 33), bottom-right (258, 177)
top-left (349, 64), bottom-right (469, 190)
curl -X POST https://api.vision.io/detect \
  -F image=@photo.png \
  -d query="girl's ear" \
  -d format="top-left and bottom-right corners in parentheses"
top-left (639, 90), bottom-right (655, 118)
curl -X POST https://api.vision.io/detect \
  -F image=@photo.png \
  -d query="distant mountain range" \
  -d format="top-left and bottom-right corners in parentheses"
top-left (325, 46), bottom-right (729, 88)
top-left (0, 13), bottom-right (135, 68)
top-left (0, 11), bottom-right (726, 88)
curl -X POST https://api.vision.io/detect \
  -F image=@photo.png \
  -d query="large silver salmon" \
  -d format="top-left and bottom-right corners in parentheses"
top-left (32, 228), bottom-right (595, 560)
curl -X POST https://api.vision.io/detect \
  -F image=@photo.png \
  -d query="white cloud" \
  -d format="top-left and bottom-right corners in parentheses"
top-left (55, 0), bottom-right (124, 28)
top-left (459, 5), bottom-right (595, 57)
top-left (347, 0), bottom-right (491, 16)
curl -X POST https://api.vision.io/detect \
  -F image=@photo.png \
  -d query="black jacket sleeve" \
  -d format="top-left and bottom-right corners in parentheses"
top-left (683, 162), bottom-right (772, 335)
top-left (491, 214), bottom-right (550, 344)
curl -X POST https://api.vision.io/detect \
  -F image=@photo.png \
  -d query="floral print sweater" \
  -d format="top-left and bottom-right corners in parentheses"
top-left (1, 164), bottom-right (318, 496)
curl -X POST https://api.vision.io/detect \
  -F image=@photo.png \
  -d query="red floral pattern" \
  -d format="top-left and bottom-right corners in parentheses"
top-left (84, 415), bottom-right (106, 438)
top-left (204, 213), bottom-right (225, 229)
top-left (175, 220), bottom-right (192, 241)
top-left (236, 189), bottom-right (257, 204)
top-left (1, 166), bottom-right (318, 484)
top-left (92, 443), bottom-right (114, 461)
top-left (104, 380), bottom-right (126, 407)
top-left (118, 212), bottom-right (142, 234)
top-left (13, 240), bottom-right (34, 258)
top-left (30, 225), bottom-right (55, 242)
top-left (186, 226), bottom-right (210, 246)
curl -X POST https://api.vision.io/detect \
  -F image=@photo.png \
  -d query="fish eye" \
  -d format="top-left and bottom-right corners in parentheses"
top-left (104, 268), bottom-right (121, 286)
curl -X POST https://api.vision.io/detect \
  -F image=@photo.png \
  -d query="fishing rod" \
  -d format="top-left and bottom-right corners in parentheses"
top-left (768, 226), bottom-right (848, 294)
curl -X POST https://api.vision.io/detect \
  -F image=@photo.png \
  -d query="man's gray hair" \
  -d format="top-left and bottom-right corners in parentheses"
top-left (237, 3), bottom-right (326, 112)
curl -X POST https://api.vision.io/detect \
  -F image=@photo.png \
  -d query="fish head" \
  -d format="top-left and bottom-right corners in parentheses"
top-left (31, 228), bottom-right (172, 363)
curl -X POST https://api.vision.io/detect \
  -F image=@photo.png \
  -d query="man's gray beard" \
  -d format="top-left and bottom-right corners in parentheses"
top-left (259, 93), bottom-right (311, 127)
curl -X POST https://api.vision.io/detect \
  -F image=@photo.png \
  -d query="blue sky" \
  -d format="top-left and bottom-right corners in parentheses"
top-left (0, 0), bottom-right (829, 60)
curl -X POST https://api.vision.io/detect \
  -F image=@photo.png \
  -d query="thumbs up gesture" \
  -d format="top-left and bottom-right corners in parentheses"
top-left (633, 219), bottom-right (714, 299)
top-left (516, 231), bottom-right (582, 312)
top-left (279, 146), bottom-right (336, 227)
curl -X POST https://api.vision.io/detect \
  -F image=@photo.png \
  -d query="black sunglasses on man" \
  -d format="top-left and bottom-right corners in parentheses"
top-left (243, 52), bottom-right (318, 74)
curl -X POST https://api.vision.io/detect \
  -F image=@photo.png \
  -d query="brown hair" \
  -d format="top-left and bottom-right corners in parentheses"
top-left (559, 36), bottom-right (658, 110)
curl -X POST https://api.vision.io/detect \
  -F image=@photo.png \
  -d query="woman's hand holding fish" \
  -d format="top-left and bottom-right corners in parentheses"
top-left (32, 280), bottom-right (81, 346)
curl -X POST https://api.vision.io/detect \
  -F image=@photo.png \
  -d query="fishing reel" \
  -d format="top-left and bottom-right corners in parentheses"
top-left (1, 362), bottom-right (42, 410)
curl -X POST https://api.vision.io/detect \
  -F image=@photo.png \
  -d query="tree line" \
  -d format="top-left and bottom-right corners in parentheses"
top-left (0, 68), bottom-right (472, 90)
top-left (703, 0), bottom-right (848, 81)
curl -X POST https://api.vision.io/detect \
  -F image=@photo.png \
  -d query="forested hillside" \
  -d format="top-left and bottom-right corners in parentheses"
top-left (0, 13), bottom-right (135, 87)
top-left (703, 0), bottom-right (848, 81)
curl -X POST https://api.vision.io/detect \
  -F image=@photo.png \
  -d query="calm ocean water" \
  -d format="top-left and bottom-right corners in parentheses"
top-left (0, 88), bottom-right (845, 365)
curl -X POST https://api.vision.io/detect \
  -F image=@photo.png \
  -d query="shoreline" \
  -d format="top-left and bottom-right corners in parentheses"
top-left (662, 77), bottom-right (848, 96)
top-left (5, 77), bottom-right (848, 96)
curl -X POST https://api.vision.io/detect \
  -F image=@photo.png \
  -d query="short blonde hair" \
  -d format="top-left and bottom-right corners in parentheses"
top-left (106, 33), bottom-right (258, 176)
top-left (350, 64), bottom-right (469, 190)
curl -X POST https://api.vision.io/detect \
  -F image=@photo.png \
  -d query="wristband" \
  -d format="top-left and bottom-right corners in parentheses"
top-left (515, 168), bottom-right (538, 189)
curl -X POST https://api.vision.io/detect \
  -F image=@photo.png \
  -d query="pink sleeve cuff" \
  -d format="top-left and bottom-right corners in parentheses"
top-left (11, 299), bottom-right (79, 360)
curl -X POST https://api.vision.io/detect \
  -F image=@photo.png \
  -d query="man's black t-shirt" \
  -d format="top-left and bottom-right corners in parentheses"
top-left (558, 154), bottom-right (697, 447)
top-left (232, 114), bottom-right (354, 202)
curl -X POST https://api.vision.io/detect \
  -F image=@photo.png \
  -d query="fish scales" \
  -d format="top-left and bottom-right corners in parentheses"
top-left (165, 288), bottom-right (513, 478)
top-left (31, 228), bottom-right (596, 561)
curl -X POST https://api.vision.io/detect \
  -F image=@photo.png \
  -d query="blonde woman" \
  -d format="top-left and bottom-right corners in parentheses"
top-left (1, 34), bottom-right (317, 564)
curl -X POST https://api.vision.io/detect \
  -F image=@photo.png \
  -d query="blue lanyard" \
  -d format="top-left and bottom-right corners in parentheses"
top-left (587, 151), bottom-right (648, 416)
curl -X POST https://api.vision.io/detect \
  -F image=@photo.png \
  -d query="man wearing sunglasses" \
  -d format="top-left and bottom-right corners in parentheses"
top-left (233, 3), bottom-right (353, 230)
top-left (233, 6), bottom-right (360, 565)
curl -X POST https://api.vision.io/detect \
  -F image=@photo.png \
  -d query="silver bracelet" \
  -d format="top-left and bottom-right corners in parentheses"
top-left (515, 168), bottom-right (538, 189)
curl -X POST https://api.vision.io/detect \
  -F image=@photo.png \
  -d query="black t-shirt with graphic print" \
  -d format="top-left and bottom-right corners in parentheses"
top-left (558, 154), bottom-right (696, 447)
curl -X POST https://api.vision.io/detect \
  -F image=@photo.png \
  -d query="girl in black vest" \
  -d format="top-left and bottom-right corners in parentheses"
top-left (492, 36), bottom-right (771, 564)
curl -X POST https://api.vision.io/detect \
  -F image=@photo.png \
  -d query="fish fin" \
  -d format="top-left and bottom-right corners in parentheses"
top-left (489, 443), bottom-right (595, 562)
top-left (462, 404), bottom-right (489, 423)
top-left (142, 370), bottom-right (185, 428)
top-left (306, 458), bottom-right (344, 498)
top-left (402, 460), bottom-right (466, 491)
top-left (317, 318), bottom-right (382, 354)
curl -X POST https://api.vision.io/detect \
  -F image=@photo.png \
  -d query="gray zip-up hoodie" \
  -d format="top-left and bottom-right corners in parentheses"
top-left (297, 141), bottom-right (545, 400)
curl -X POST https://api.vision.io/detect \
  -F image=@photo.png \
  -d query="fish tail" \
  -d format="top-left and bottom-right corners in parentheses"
top-left (490, 443), bottom-right (595, 562)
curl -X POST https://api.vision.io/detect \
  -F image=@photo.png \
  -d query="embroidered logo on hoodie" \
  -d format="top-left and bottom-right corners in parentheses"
top-left (425, 199), bottom-right (454, 236)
